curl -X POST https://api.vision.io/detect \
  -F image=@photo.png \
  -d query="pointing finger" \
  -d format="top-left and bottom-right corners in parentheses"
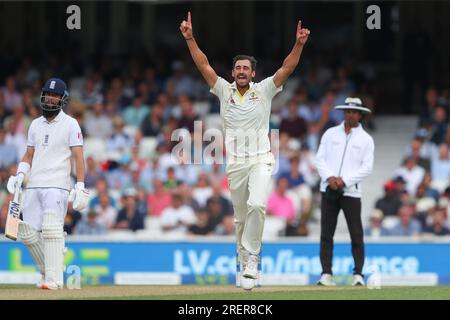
top-left (188, 11), bottom-right (191, 23)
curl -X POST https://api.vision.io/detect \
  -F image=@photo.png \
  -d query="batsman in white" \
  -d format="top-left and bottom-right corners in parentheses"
top-left (180, 12), bottom-right (310, 290)
top-left (6, 78), bottom-right (89, 290)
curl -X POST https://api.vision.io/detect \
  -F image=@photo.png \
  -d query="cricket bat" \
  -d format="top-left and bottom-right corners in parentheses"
top-left (5, 183), bottom-right (22, 241)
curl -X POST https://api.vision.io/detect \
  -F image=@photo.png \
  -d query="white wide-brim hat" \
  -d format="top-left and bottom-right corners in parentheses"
top-left (334, 97), bottom-right (372, 113)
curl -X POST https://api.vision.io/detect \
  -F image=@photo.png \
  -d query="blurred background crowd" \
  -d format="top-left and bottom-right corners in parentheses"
top-left (0, 53), bottom-right (448, 239)
top-left (0, 1), bottom-right (449, 239)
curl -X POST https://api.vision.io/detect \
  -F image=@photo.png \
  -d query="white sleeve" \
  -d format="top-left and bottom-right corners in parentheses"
top-left (69, 119), bottom-right (84, 147)
top-left (26, 121), bottom-right (35, 147)
top-left (315, 130), bottom-right (334, 182)
top-left (209, 77), bottom-right (230, 101)
top-left (258, 76), bottom-right (283, 100)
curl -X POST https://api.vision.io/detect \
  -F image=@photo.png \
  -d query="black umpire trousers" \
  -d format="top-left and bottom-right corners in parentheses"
top-left (320, 194), bottom-right (365, 276)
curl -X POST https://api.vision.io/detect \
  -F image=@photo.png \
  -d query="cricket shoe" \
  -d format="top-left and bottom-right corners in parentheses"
top-left (240, 275), bottom-right (256, 291)
top-left (352, 274), bottom-right (365, 286)
top-left (316, 274), bottom-right (336, 286)
top-left (41, 281), bottom-right (63, 290)
top-left (242, 254), bottom-right (258, 279)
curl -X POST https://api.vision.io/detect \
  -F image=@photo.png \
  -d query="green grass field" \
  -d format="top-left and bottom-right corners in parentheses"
top-left (0, 285), bottom-right (449, 300)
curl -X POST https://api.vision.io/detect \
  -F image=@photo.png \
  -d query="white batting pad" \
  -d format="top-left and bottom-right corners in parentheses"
top-left (42, 211), bottom-right (64, 288)
top-left (18, 222), bottom-right (45, 274)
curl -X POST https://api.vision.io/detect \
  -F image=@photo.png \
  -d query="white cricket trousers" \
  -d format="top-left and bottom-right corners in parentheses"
top-left (227, 153), bottom-right (274, 257)
top-left (22, 188), bottom-right (69, 231)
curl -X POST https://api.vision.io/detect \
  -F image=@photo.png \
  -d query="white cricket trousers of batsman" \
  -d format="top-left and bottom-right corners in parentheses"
top-left (18, 188), bottom-right (69, 287)
top-left (227, 153), bottom-right (274, 260)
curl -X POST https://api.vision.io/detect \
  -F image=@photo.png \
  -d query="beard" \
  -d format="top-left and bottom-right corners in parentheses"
top-left (42, 108), bottom-right (61, 119)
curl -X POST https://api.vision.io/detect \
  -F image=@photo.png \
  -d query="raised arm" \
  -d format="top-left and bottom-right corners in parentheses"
top-left (180, 11), bottom-right (218, 88)
top-left (273, 20), bottom-right (310, 88)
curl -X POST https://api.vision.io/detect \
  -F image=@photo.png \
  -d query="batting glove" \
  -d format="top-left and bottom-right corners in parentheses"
top-left (69, 182), bottom-right (90, 211)
top-left (6, 173), bottom-right (25, 194)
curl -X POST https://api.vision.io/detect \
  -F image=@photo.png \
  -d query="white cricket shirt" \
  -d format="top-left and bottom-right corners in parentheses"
top-left (26, 111), bottom-right (83, 191)
top-left (315, 122), bottom-right (375, 198)
top-left (210, 76), bottom-right (282, 158)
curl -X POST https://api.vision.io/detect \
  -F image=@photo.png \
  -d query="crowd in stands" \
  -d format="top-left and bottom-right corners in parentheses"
top-left (0, 54), bottom-right (448, 238)
top-left (369, 88), bottom-right (450, 237)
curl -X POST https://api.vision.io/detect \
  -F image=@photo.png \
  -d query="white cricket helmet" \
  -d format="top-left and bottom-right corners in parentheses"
top-left (334, 97), bottom-right (371, 114)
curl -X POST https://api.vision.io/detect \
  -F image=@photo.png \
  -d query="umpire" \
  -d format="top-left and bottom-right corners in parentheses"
top-left (315, 97), bottom-right (375, 286)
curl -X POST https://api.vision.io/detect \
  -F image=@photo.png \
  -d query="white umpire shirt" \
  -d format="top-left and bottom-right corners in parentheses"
top-left (26, 111), bottom-right (83, 191)
top-left (210, 76), bottom-right (282, 160)
top-left (315, 121), bottom-right (375, 198)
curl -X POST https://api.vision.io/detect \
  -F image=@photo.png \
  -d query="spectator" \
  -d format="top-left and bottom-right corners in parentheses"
top-left (0, 92), bottom-right (9, 125)
top-left (415, 196), bottom-right (437, 228)
top-left (389, 206), bottom-right (422, 236)
top-left (164, 167), bottom-right (182, 190)
top-left (85, 102), bottom-right (113, 139)
top-left (74, 210), bottom-right (107, 235)
top-left (175, 94), bottom-right (198, 133)
top-left (188, 209), bottom-right (213, 235)
top-left (105, 155), bottom-right (133, 191)
top-left (80, 78), bottom-right (103, 107)
top-left (89, 177), bottom-right (117, 209)
top-left (4, 115), bottom-right (27, 161)
top-left (123, 162), bottom-right (152, 193)
top-left (123, 95), bottom-right (150, 128)
top-left (206, 197), bottom-right (227, 231)
top-left (298, 144), bottom-right (319, 187)
top-left (206, 180), bottom-right (233, 216)
top-left (279, 99), bottom-right (308, 140)
top-left (267, 177), bottom-right (296, 222)
top-left (174, 152), bottom-right (199, 186)
top-left (420, 173), bottom-right (440, 201)
top-left (1, 76), bottom-right (22, 112)
top-left (192, 173), bottom-right (213, 208)
top-left (0, 126), bottom-right (18, 168)
top-left (375, 180), bottom-right (402, 217)
top-left (419, 87), bottom-right (439, 125)
top-left (403, 137), bottom-right (431, 172)
top-left (160, 192), bottom-right (197, 235)
top-left (94, 191), bottom-right (118, 229)
top-left (394, 157), bottom-right (425, 196)
top-left (179, 183), bottom-right (201, 212)
top-left (115, 188), bottom-right (145, 231)
top-left (424, 208), bottom-right (450, 236)
top-left (4, 103), bottom-right (31, 137)
top-left (84, 156), bottom-right (103, 189)
top-left (281, 156), bottom-right (312, 221)
top-left (429, 106), bottom-right (448, 145)
top-left (147, 179), bottom-right (172, 216)
top-left (364, 209), bottom-right (390, 237)
top-left (297, 87), bottom-right (320, 123)
top-left (430, 143), bottom-right (450, 182)
top-left (106, 116), bottom-right (133, 153)
top-left (140, 102), bottom-right (164, 137)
